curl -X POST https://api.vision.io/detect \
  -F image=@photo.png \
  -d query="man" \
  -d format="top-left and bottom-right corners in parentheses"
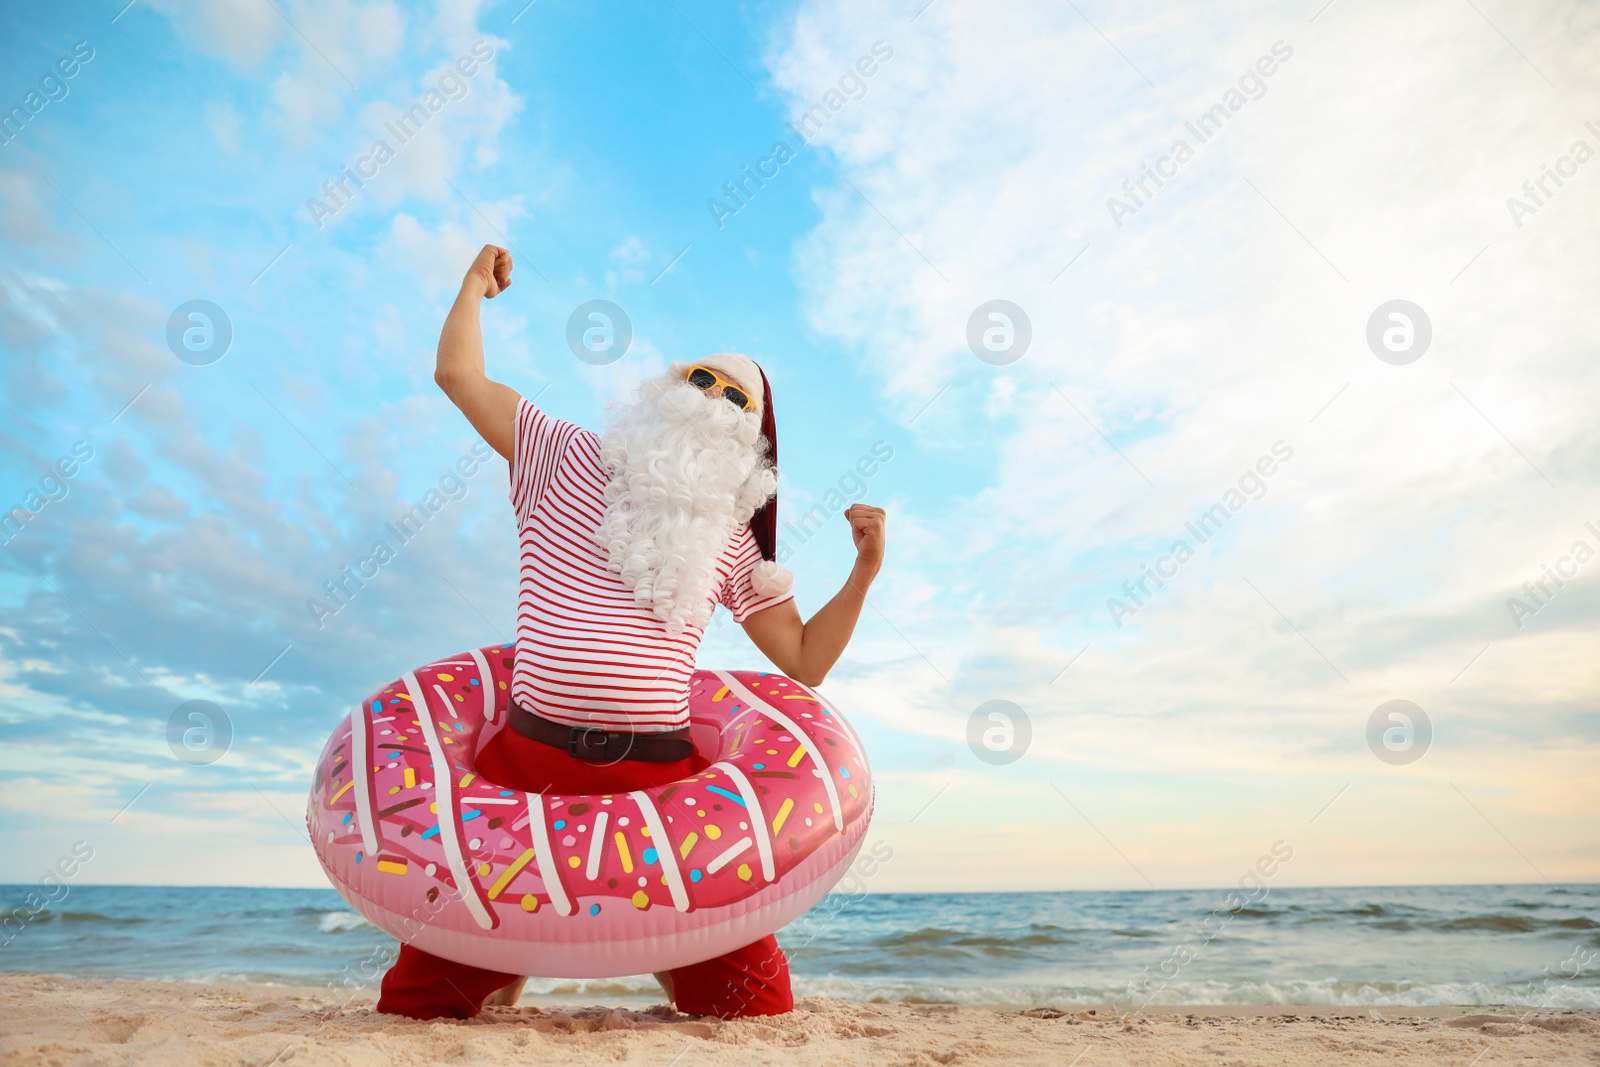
top-left (377, 244), bottom-right (886, 1020)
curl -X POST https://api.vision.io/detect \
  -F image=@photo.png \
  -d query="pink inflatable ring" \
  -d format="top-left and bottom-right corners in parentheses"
top-left (307, 645), bottom-right (874, 976)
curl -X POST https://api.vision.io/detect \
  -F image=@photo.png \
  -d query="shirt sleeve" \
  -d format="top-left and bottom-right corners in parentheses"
top-left (719, 524), bottom-right (796, 623)
top-left (509, 396), bottom-right (580, 522)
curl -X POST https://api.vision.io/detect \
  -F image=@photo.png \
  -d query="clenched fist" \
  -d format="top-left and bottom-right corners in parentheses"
top-left (846, 504), bottom-right (886, 571)
top-left (466, 244), bottom-right (513, 299)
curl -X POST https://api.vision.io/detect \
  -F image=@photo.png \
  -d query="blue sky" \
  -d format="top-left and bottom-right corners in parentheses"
top-left (2, 0), bottom-right (1597, 893)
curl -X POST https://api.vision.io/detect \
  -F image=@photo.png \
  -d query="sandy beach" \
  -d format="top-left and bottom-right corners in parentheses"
top-left (3, 974), bottom-right (1596, 1067)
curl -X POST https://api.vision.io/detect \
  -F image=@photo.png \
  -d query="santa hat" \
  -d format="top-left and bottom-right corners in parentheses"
top-left (694, 353), bottom-right (791, 598)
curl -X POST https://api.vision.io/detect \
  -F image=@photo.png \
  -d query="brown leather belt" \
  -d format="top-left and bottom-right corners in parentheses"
top-left (505, 700), bottom-right (695, 763)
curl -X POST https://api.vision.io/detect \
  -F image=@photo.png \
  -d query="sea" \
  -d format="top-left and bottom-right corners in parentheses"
top-left (3, 883), bottom-right (1596, 1009)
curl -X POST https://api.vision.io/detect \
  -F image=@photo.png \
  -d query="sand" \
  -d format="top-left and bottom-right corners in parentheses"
top-left (2, 974), bottom-right (1597, 1066)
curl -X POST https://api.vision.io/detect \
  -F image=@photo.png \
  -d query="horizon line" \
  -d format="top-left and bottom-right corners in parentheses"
top-left (4, 879), bottom-right (1594, 895)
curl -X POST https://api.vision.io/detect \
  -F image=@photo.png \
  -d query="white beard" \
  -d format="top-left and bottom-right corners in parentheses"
top-left (594, 369), bottom-right (777, 635)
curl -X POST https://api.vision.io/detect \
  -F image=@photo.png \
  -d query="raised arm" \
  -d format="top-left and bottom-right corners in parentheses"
top-left (435, 244), bottom-right (522, 461)
top-left (741, 504), bottom-right (886, 687)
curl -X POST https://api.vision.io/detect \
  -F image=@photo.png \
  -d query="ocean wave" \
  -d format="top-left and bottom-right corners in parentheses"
top-left (789, 974), bottom-right (1600, 1010)
top-left (7, 883), bottom-right (1596, 1009)
top-left (868, 927), bottom-right (1073, 957)
top-left (317, 911), bottom-right (371, 933)
top-left (879, 926), bottom-right (968, 945)
top-left (521, 976), bottom-right (663, 999)
top-left (1438, 915), bottom-right (1539, 933)
top-left (63, 911), bottom-right (150, 925)
top-left (3, 910), bottom-right (152, 925)
top-left (1360, 914), bottom-right (1596, 935)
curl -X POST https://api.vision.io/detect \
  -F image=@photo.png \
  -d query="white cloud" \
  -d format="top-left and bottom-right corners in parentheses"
top-left (383, 211), bottom-right (484, 295)
top-left (203, 101), bottom-right (242, 154)
top-left (0, 171), bottom-right (57, 250)
top-left (267, 0), bottom-right (407, 147)
top-left (611, 235), bottom-right (649, 264)
top-left (144, 0), bottom-right (283, 69)
top-left (769, 0), bottom-right (1600, 885)
top-left (381, 206), bottom-right (524, 298)
top-left (331, 40), bottom-right (521, 211)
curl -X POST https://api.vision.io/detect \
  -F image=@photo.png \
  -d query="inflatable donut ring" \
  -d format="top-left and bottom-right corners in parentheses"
top-left (306, 645), bottom-right (874, 977)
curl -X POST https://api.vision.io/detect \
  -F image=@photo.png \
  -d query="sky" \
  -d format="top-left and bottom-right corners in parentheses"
top-left (0, 0), bottom-right (1596, 895)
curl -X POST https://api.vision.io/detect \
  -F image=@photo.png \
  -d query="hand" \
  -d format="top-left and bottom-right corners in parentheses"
top-left (846, 504), bottom-right (885, 570)
top-left (466, 244), bottom-right (513, 299)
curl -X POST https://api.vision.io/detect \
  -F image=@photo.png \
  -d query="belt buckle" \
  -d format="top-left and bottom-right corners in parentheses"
top-left (568, 726), bottom-right (610, 761)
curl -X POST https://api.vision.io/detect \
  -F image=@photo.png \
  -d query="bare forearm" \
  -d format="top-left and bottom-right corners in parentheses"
top-left (434, 247), bottom-right (520, 461)
top-left (796, 557), bottom-right (880, 684)
top-left (435, 280), bottom-right (487, 387)
top-left (739, 507), bottom-right (886, 687)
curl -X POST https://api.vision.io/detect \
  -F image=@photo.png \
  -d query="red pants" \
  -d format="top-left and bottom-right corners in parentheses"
top-left (375, 726), bottom-right (793, 1020)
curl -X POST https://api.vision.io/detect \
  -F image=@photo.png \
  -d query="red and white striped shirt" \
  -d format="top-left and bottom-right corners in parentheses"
top-left (508, 397), bottom-right (793, 731)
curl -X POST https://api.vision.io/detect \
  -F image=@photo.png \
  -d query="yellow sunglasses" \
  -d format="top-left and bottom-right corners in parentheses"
top-left (686, 365), bottom-right (755, 411)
